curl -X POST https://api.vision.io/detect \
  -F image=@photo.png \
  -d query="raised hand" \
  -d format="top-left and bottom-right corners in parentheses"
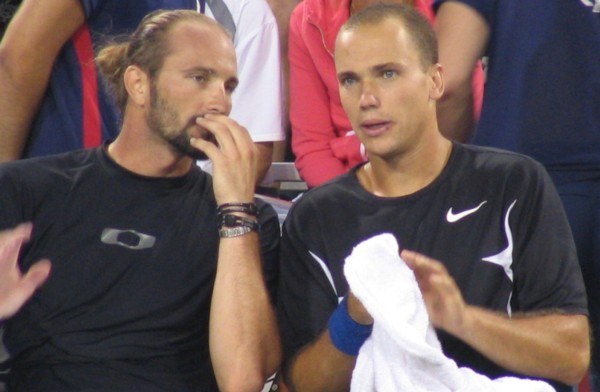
top-left (0, 223), bottom-right (51, 321)
top-left (401, 249), bottom-right (467, 336)
top-left (190, 114), bottom-right (258, 204)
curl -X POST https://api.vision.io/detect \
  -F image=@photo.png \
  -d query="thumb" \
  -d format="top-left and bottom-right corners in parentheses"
top-left (22, 259), bottom-right (52, 290)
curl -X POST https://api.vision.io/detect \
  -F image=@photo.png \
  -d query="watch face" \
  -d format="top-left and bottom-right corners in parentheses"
top-left (222, 214), bottom-right (240, 227)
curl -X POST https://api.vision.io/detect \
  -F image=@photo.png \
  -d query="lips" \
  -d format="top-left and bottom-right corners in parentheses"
top-left (360, 119), bottom-right (391, 137)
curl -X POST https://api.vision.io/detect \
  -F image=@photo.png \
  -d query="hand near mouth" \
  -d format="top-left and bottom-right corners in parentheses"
top-left (190, 114), bottom-right (258, 205)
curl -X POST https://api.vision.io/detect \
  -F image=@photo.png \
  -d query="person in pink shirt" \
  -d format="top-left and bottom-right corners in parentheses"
top-left (289, 0), bottom-right (483, 187)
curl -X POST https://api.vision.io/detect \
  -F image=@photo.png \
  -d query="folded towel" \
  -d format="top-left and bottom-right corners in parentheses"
top-left (344, 233), bottom-right (555, 392)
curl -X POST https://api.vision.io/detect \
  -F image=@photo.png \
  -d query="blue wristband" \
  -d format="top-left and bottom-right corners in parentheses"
top-left (328, 296), bottom-right (373, 356)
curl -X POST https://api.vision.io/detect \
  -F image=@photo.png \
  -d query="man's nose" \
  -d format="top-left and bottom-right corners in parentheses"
top-left (206, 84), bottom-right (231, 115)
top-left (359, 81), bottom-right (379, 109)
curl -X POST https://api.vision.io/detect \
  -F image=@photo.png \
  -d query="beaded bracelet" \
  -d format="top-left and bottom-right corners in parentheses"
top-left (217, 202), bottom-right (258, 217)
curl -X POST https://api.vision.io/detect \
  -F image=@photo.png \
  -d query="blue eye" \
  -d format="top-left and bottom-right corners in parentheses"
top-left (382, 70), bottom-right (397, 79)
top-left (341, 77), bottom-right (357, 86)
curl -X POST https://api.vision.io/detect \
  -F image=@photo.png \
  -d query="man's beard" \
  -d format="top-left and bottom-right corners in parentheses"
top-left (146, 85), bottom-right (211, 161)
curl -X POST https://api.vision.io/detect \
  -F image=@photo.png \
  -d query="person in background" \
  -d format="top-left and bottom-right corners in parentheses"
top-left (0, 0), bottom-right (284, 182)
top-left (288, 0), bottom-right (484, 188)
top-left (196, 0), bottom-right (286, 181)
top-left (265, 0), bottom-right (302, 162)
top-left (0, 10), bottom-right (280, 391)
top-left (276, 4), bottom-right (589, 391)
top-left (434, 1), bottom-right (600, 390)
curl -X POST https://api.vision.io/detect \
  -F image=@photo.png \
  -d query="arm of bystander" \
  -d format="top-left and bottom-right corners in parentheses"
top-left (0, 0), bottom-right (85, 161)
top-left (435, 1), bottom-right (489, 142)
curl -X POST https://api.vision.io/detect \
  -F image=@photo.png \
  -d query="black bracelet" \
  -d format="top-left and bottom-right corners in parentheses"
top-left (217, 202), bottom-right (258, 217)
top-left (218, 214), bottom-right (260, 238)
top-left (219, 214), bottom-right (260, 231)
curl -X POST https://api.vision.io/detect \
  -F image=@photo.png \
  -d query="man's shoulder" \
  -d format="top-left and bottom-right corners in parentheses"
top-left (0, 148), bottom-right (97, 177)
top-left (296, 172), bottom-right (357, 203)
top-left (255, 196), bottom-right (280, 225)
top-left (0, 149), bottom-right (100, 206)
top-left (285, 172), bottom-right (361, 224)
top-left (452, 143), bottom-right (552, 193)
top-left (456, 143), bottom-right (546, 173)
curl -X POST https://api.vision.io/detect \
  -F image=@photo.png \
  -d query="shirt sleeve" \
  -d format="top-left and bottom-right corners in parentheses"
top-left (510, 160), bottom-right (588, 315)
top-left (276, 198), bottom-right (340, 360)
top-left (228, 0), bottom-right (284, 143)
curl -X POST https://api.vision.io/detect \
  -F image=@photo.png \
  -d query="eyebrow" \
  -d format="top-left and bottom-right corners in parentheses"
top-left (186, 66), bottom-right (239, 86)
top-left (371, 62), bottom-right (401, 73)
top-left (185, 66), bottom-right (217, 77)
top-left (337, 61), bottom-right (402, 80)
top-left (336, 70), bottom-right (356, 81)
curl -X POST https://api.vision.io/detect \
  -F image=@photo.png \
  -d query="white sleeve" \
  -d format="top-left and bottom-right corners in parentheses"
top-left (222, 0), bottom-right (285, 143)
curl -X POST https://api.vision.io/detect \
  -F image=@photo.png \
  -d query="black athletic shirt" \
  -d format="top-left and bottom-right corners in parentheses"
top-left (278, 143), bottom-right (587, 389)
top-left (0, 146), bottom-right (280, 392)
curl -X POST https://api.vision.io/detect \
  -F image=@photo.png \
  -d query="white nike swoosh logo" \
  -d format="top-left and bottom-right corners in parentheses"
top-left (446, 201), bottom-right (487, 223)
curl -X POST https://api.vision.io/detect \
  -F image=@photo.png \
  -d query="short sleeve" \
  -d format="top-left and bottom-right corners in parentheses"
top-left (510, 161), bottom-right (588, 315)
top-left (276, 198), bottom-right (340, 360)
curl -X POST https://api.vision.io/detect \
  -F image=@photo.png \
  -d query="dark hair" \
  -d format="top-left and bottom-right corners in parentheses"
top-left (340, 3), bottom-right (438, 70)
top-left (95, 9), bottom-right (226, 113)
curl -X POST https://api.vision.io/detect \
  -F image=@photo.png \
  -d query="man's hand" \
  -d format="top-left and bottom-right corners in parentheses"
top-left (190, 114), bottom-right (258, 204)
top-left (401, 249), bottom-right (589, 384)
top-left (0, 223), bottom-right (51, 321)
top-left (401, 249), bottom-right (467, 336)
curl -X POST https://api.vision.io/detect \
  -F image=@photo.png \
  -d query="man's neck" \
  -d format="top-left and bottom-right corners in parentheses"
top-left (107, 128), bottom-right (194, 178)
top-left (357, 137), bottom-right (453, 198)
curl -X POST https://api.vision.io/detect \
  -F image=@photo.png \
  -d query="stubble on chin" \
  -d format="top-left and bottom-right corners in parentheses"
top-left (167, 131), bottom-right (209, 161)
top-left (147, 91), bottom-right (213, 161)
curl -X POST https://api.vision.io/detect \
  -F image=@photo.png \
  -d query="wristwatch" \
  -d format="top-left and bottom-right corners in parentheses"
top-left (218, 214), bottom-right (259, 238)
top-left (219, 225), bottom-right (254, 238)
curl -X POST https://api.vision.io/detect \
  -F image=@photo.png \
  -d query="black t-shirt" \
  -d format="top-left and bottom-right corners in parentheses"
top-left (0, 147), bottom-right (280, 391)
top-left (277, 143), bottom-right (587, 389)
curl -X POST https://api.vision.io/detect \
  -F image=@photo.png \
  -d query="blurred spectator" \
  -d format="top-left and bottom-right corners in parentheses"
top-left (434, 1), bottom-right (600, 390)
top-left (266, 0), bottom-right (302, 162)
top-left (0, 0), bottom-right (284, 181)
top-left (199, 0), bottom-right (285, 181)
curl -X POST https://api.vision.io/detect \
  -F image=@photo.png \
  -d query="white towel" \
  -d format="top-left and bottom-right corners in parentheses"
top-left (344, 233), bottom-right (555, 392)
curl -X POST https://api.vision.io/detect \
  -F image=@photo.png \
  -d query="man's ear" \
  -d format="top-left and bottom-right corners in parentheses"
top-left (429, 63), bottom-right (444, 100)
top-left (124, 65), bottom-right (150, 107)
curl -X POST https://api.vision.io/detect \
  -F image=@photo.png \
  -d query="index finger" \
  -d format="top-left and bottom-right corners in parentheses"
top-left (0, 223), bottom-right (34, 271)
top-left (401, 249), bottom-right (450, 283)
top-left (197, 114), bottom-right (254, 151)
